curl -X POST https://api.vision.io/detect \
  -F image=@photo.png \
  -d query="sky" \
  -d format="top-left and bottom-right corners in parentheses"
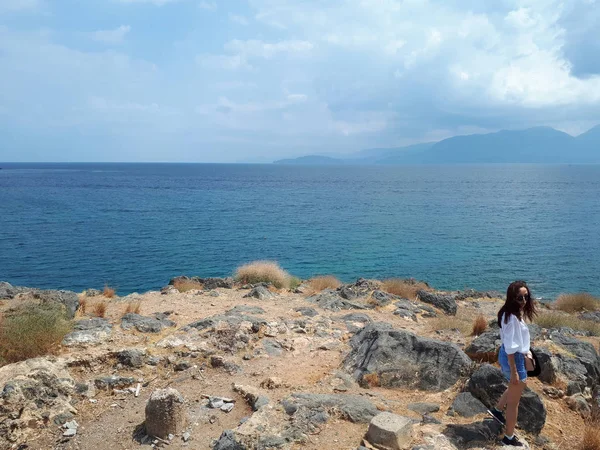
top-left (1, 0), bottom-right (600, 162)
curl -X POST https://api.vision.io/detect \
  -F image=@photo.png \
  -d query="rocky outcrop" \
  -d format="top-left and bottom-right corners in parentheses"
top-left (0, 358), bottom-right (76, 446)
top-left (417, 290), bottom-right (457, 315)
top-left (307, 289), bottom-right (369, 311)
top-left (455, 289), bottom-right (503, 300)
top-left (0, 283), bottom-right (80, 318)
top-left (337, 278), bottom-right (381, 300)
top-left (62, 318), bottom-right (112, 346)
top-left (467, 364), bottom-right (546, 434)
top-left (121, 312), bottom-right (176, 333)
top-left (282, 393), bottom-right (380, 423)
top-left (243, 286), bottom-right (275, 300)
top-left (465, 331), bottom-right (501, 362)
top-left (448, 392), bottom-right (488, 418)
top-left (343, 322), bottom-right (472, 391)
top-left (168, 276), bottom-right (234, 290)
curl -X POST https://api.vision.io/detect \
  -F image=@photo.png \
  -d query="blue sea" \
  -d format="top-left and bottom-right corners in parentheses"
top-left (1, 163), bottom-right (599, 299)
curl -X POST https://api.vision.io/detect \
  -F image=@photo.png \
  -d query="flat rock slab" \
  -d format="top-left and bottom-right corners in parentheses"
top-left (121, 313), bottom-right (175, 333)
top-left (282, 393), bottom-right (380, 424)
top-left (307, 289), bottom-right (369, 311)
top-left (443, 420), bottom-right (504, 449)
top-left (366, 412), bottom-right (413, 450)
top-left (62, 318), bottom-right (112, 346)
top-left (407, 403), bottom-right (440, 414)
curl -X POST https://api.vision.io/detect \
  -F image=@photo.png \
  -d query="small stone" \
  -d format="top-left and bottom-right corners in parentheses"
top-left (63, 429), bottom-right (77, 437)
top-left (168, 434), bottom-right (174, 441)
top-left (407, 403), bottom-right (440, 414)
top-left (182, 432), bottom-right (191, 442)
top-left (260, 377), bottom-right (283, 390)
top-left (366, 412), bottom-right (414, 450)
top-left (174, 360), bottom-right (192, 371)
top-left (64, 420), bottom-right (79, 430)
top-left (221, 403), bottom-right (234, 413)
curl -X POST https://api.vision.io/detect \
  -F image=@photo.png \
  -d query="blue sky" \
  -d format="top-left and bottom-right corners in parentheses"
top-left (1, 0), bottom-right (600, 162)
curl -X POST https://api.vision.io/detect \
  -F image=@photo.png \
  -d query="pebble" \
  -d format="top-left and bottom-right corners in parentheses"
top-left (182, 432), bottom-right (191, 442)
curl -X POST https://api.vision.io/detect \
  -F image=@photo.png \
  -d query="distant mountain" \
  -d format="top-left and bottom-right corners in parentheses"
top-left (273, 125), bottom-right (600, 164)
top-left (273, 155), bottom-right (344, 165)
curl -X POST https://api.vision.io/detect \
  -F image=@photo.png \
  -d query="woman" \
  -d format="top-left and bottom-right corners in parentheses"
top-left (488, 280), bottom-right (537, 447)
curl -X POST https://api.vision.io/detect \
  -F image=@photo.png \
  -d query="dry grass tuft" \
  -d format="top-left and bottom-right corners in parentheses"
top-left (580, 420), bottom-right (600, 450)
top-left (555, 293), bottom-right (600, 313)
top-left (79, 296), bottom-right (87, 314)
top-left (536, 311), bottom-right (600, 336)
top-left (235, 260), bottom-right (293, 289)
top-left (471, 315), bottom-right (488, 336)
top-left (362, 372), bottom-right (380, 388)
top-left (381, 278), bottom-right (429, 300)
top-left (124, 301), bottom-right (141, 315)
top-left (103, 285), bottom-right (116, 298)
top-left (307, 276), bottom-right (341, 295)
top-left (430, 316), bottom-right (473, 335)
top-left (93, 301), bottom-right (108, 318)
top-left (173, 279), bottom-right (204, 293)
top-left (0, 302), bottom-right (72, 364)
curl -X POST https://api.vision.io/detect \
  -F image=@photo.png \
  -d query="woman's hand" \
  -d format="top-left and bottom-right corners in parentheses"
top-left (510, 371), bottom-right (520, 385)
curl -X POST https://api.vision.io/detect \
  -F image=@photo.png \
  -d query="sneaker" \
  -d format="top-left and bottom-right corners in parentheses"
top-left (501, 435), bottom-right (524, 447)
top-left (487, 408), bottom-right (506, 425)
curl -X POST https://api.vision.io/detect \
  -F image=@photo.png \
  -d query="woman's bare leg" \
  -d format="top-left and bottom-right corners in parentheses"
top-left (496, 388), bottom-right (509, 410)
top-left (505, 381), bottom-right (527, 437)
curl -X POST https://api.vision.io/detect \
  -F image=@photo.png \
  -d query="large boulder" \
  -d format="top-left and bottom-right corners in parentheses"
top-left (62, 318), bottom-right (112, 346)
top-left (417, 290), bottom-right (457, 315)
top-left (448, 392), bottom-right (488, 418)
top-left (465, 331), bottom-right (501, 363)
top-left (443, 420), bottom-right (504, 449)
top-left (467, 364), bottom-right (546, 434)
top-left (243, 286), bottom-right (275, 300)
top-left (337, 278), bottom-right (381, 300)
top-left (549, 331), bottom-right (600, 386)
top-left (343, 322), bottom-right (472, 391)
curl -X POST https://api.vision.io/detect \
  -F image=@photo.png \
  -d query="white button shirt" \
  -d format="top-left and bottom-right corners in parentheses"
top-left (499, 313), bottom-right (531, 355)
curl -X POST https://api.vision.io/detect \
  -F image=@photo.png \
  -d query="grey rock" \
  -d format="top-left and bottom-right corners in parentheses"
top-left (407, 403), bottom-right (440, 414)
top-left (198, 277), bottom-right (235, 290)
top-left (182, 432), bottom-right (191, 442)
top-left (421, 414), bottom-right (441, 425)
top-left (145, 388), bottom-right (186, 439)
top-left (307, 289), bottom-right (369, 311)
top-left (85, 288), bottom-right (102, 297)
top-left (336, 312), bottom-right (373, 333)
top-left (338, 278), bottom-right (381, 300)
top-left (0, 281), bottom-right (18, 299)
top-left (565, 394), bottom-right (591, 416)
top-left (294, 307), bottom-right (319, 317)
top-left (226, 305), bottom-right (266, 315)
top-left (467, 364), bottom-right (546, 434)
top-left (343, 322), bottom-right (472, 391)
top-left (394, 308), bottom-right (417, 321)
top-left (263, 339), bottom-right (284, 356)
top-left (581, 311), bottom-right (600, 323)
top-left (370, 290), bottom-right (398, 307)
top-left (533, 347), bottom-right (557, 384)
top-left (550, 332), bottom-right (600, 385)
top-left (567, 381), bottom-right (583, 396)
top-left (455, 289), bottom-right (503, 300)
top-left (417, 290), bottom-right (457, 315)
top-left (213, 430), bottom-right (246, 450)
top-left (121, 313), bottom-right (176, 333)
top-left (36, 289), bottom-right (80, 319)
top-left (465, 330), bottom-right (500, 362)
top-left (185, 313), bottom-right (266, 332)
top-left (366, 412), bottom-right (413, 450)
top-left (282, 393), bottom-right (380, 423)
top-left (174, 360), bottom-right (192, 371)
top-left (243, 286), bottom-right (274, 300)
top-left (449, 392), bottom-right (488, 418)
top-left (117, 349), bottom-right (146, 368)
top-left (443, 420), bottom-right (503, 448)
top-left (94, 375), bottom-right (135, 390)
top-left (62, 318), bottom-right (112, 346)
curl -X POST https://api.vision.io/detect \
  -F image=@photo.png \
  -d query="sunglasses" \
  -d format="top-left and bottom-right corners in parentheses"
top-left (516, 294), bottom-right (530, 302)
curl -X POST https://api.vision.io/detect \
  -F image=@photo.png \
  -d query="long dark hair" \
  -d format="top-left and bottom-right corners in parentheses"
top-left (498, 280), bottom-right (537, 326)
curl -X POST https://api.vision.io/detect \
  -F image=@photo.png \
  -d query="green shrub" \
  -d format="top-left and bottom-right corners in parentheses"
top-left (0, 302), bottom-right (72, 364)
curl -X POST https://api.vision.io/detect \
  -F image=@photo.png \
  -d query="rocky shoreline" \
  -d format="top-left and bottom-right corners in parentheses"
top-left (0, 278), bottom-right (598, 450)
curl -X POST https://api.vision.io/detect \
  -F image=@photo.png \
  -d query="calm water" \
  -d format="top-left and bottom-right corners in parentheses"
top-left (0, 163), bottom-right (599, 299)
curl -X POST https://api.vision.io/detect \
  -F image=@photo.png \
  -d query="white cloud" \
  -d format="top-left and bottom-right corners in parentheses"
top-left (89, 25), bottom-right (131, 44)
top-left (229, 14), bottom-right (249, 25)
top-left (116, 0), bottom-right (182, 5)
top-left (0, 0), bottom-right (42, 13)
top-left (198, 1), bottom-right (216, 10)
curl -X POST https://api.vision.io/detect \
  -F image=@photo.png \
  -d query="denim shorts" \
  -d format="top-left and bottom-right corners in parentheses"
top-left (498, 345), bottom-right (527, 382)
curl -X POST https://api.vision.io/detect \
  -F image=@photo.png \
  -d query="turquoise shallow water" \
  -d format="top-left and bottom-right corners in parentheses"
top-left (0, 163), bottom-right (599, 299)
